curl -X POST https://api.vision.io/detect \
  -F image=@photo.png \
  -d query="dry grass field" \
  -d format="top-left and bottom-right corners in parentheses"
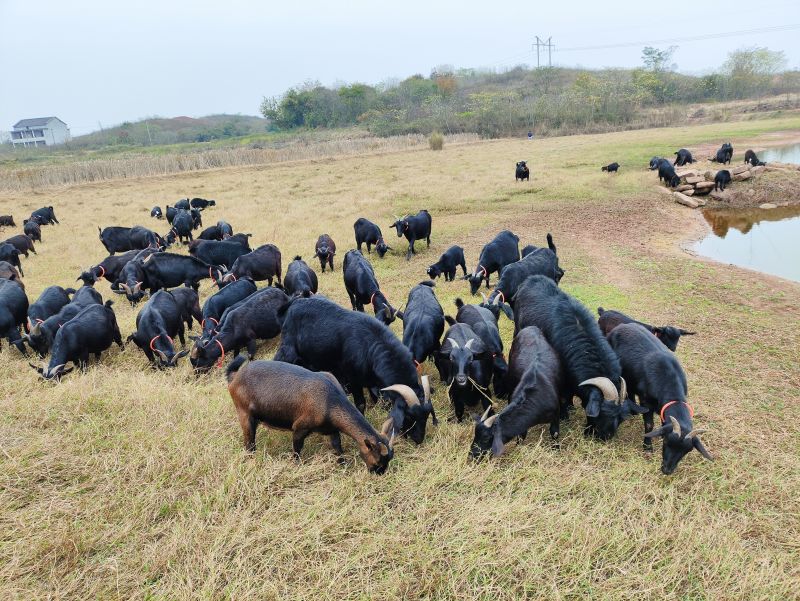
top-left (1, 117), bottom-right (799, 600)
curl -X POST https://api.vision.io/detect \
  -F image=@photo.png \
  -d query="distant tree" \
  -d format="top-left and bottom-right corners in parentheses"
top-left (723, 46), bottom-right (787, 97)
top-left (642, 46), bottom-right (677, 72)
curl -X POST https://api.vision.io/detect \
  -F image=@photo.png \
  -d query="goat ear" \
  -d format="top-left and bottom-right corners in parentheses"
top-left (680, 329), bottom-right (696, 336)
top-left (395, 310), bottom-right (404, 320)
top-left (364, 438), bottom-right (376, 452)
top-left (585, 398), bottom-right (601, 418)
top-left (491, 424), bottom-right (504, 457)
top-left (500, 304), bottom-right (514, 320)
top-left (622, 399), bottom-right (648, 418)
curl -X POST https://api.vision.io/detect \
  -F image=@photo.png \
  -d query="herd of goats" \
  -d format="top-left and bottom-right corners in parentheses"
top-left (0, 159), bottom-right (714, 476)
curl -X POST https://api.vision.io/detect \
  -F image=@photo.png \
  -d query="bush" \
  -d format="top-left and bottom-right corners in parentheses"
top-left (429, 132), bottom-right (444, 150)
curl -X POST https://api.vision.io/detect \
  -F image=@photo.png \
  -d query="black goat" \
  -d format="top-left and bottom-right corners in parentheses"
top-left (283, 256), bottom-right (318, 298)
top-left (711, 143), bottom-right (733, 164)
top-left (714, 170), bottom-right (731, 191)
top-left (515, 161), bottom-right (530, 181)
top-left (658, 162), bottom-right (681, 188)
top-left (220, 244), bottom-right (281, 287)
top-left (353, 218), bottom-right (390, 257)
top-left (274, 295), bottom-right (436, 443)
top-left (313, 234), bottom-right (336, 272)
top-left (23, 220), bottom-right (42, 242)
top-left (127, 290), bottom-right (191, 367)
top-left (601, 162), bottom-right (620, 172)
top-left (513, 275), bottom-right (646, 440)
top-left (165, 210), bottom-right (194, 245)
top-left (390, 210), bottom-right (432, 260)
top-left (607, 323), bottom-right (713, 474)
top-left (452, 298), bottom-right (508, 395)
top-left (470, 326), bottom-right (565, 458)
top-left (597, 307), bottom-right (695, 352)
top-left (465, 230), bottom-right (520, 295)
top-left (0, 278), bottom-right (28, 353)
top-left (437, 322), bottom-right (493, 422)
top-left (151, 206), bottom-right (163, 219)
top-left (30, 206), bottom-right (59, 225)
top-left (27, 286), bottom-right (73, 329)
top-left (343, 250), bottom-right (397, 325)
top-left (673, 149), bottom-right (694, 166)
top-left (397, 281), bottom-right (444, 366)
top-left (199, 278), bottom-right (257, 339)
top-left (0, 243), bottom-right (23, 277)
top-left (744, 149), bottom-right (766, 167)
top-left (426, 245), bottom-right (467, 281)
top-left (188, 239), bottom-right (249, 271)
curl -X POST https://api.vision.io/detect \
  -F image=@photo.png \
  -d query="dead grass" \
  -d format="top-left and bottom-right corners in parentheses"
top-left (0, 117), bottom-right (799, 600)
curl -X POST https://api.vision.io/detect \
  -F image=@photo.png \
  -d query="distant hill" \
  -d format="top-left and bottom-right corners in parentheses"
top-left (71, 114), bottom-right (269, 147)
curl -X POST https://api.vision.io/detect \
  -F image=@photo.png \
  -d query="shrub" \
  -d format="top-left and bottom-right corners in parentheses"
top-left (429, 132), bottom-right (444, 150)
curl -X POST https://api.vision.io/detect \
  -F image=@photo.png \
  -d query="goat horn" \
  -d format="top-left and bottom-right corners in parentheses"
top-left (480, 292), bottom-right (487, 303)
top-left (669, 416), bottom-right (682, 438)
top-left (380, 418), bottom-right (394, 437)
top-left (619, 377), bottom-right (627, 404)
top-left (465, 338), bottom-right (475, 350)
top-left (421, 375), bottom-right (430, 402)
top-left (49, 364), bottom-right (66, 378)
top-left (381, 384), bottom-right (419, 406)
top-left (693, 437), bottom-right (714, 461)
top-left (170, 350), bottom-right (189, 365)
top-left (684, 428), bottom-right (707, 439)
top-left (579, 377), bottom-right (618, 402)
top-left (30, 323), bottom-right (41, 336)
top-left (121, 283), bottom-right (131, 293)
top-left (483, 414), bottom-right (498, 427)
top-left (480, 405), bottom-right (493, 422)
top-left (644, 425), bottom-right (667, 438)
top-left (447, 338), bottom-right (459, 349)
top-left (133, 282), bottom-right (143, 293)
top-left (493, 294), bottom-right (501, 306)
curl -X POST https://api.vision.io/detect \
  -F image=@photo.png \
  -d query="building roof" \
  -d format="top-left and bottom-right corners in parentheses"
top-left (13, 117), bottom-right (65, 129)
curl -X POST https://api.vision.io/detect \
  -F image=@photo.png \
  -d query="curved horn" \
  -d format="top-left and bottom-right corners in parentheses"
top-left (480, 292), bottom-right (487, 303)
top-left (619, 377), bottom-right (627, 403)
top-left (493, 294), bottom-right (501, 306)
top-left (133, 282), bottom-right (143, 294)
top-left (483, 414), bottom-right (498, 427)
top-left (381, 384), bottom-right (419, 406)
top-left (579, 377), bottom-right (618, 401)
top-left (421, 375), bottom-right (430, 402)
top-left (446, 338), bottom-right (459, 349)
top-left (380, 418), bottom-right (394, 437)
top-left (693, 437), bottom-right (713, 461)
top-left (154, 350), bottom-right (168, 363)
top-left (48, 364), bottom-right (66, 378)
top-left (170, 350), bottom-right (189, 365)
top-left (190, 346), bottom-right (199, 359)
top-left (684, 428), bottom-right (707, 439)
top-left (30, 322), bottom-right (41, 336)
top-left (121, 283), bottom-right (131, 294)
top-left (644, 425), bottom-right (668, 439)
top-left (669, 416), bottom-right (682, 438)
top-left (465, 338), bottom-right (475, 350)
top-left (480, 405), bottom-right (493, 422)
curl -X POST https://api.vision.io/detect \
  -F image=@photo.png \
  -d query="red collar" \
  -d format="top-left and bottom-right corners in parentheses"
top-left (97, 265), bottom-right (106, 279)
top-left (215, 339), bottom-right (225, 368)
top-left (150, 334), bottom-right (174, 351)
top-left (660, 400), bottom-right (694, 422)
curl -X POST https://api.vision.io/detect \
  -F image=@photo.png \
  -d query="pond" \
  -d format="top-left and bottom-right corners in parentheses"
top-left (695, 204), bottom-right (800, 282)
top-left (760, 143), bottom-right (800, 164)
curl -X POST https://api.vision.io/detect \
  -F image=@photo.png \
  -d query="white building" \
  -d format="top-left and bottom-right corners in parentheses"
top-left (10, 117), bottom-right (70, 147)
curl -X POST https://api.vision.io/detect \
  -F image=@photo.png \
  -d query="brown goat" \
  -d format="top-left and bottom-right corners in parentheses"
top-left (0, 261), bottom-right (24, 290)
top-left (226, 357), bottom-right (394, 473)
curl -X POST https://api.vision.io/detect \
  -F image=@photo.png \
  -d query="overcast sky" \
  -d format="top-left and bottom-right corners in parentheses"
top-left (1, 0), bottom-right (798, 135)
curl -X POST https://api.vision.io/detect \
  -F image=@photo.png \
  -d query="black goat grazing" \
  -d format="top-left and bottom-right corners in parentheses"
top-left (23, 220), bottom-right (42, 243)
top-left (515, 161), bottom-right (530, 181)
top-left (127, 290), bottom-right (190, 367)
top-left (452, 298), bottom-right (508, 395)
top-left (711, 143), bottom-right (733, 164)
top-left (190, 287), bottom-right (288, 372)
top-left (114, 248), bottom-right (160, 304)
top-left (486, 233), bottom-right (563, 319)
top-left (343, 250), bottom-right (398, 325)
top-left (0, 261), bottom-right (24, 289)
top-left (512, 275), bottom-right (647, 440)
top-left (4, 234), bottom-right (36, 257)
top-left (658, 161), bottom-right (682, 188)
top-left (0, 278), bottom-right (28, 354)
top-left (78, 249), bottom-right (141, 288)
top-left (217, 220), bottom-right (234, 237)
top-left (436, 322), bottom-right (493, 422)
top-left (649, 157), bottom-right (667, 170)
top-left (30, 206), bottom-right (59, 225)
top-left (397, 281), bottom-right (444, 366)
top-left (390, 210), bottom-right (432, 261)
top-left (744, 149), bottom-right (766, 166)
top-left (190, 197), bottom-right (216, 210)
top-left (283, 256), bottom-right (318, 298)
top-left (465, 230), bottom-right (520, 295)
top-left (219, 244), bottom-right (281, 287)
top-left (0, 215), bottom-right (15, 227)
top-left (597, 307), bottom-right (695, 352)
top-left (188, 239), bottom-right (249, 271)
top-left (601, 162), bottom-right (620, 173)
top-left (274, 295), bottom-right (436, 443)
top-left (165, 210), bottom-right (194, 245)
top-left (199, 278), bottom-right (257, 339)
top-left (27, 286), bottom-right (73, 329)
top-left (198, 225), bottom-right (223, 240)
top-left (227, 357), bottom-right (394, 473)
top-left (714, 170), bottom-right (731, 191)
top-left (29, 301), bottom-right (123, 380)
top-left (426, 245), bottom-right (467, 281)
top-left (673, 149), bottom-right (694, 166)
top-left (353, 218), bottom-right (390, 257)
top-left (0, 243), bottom-right (23, 277)
top-left (314, 234), bottom-right (336, 272)
top-left (607, 323), bottom-right (713, 474)
top-left (98, 226), bottom-right (163, 254)
top-left (151, 206), bottom-right (163, 219)
top-left (167, 287), bottom-right (203, 331)
top-left (470, 326), bottom-right (565, 459)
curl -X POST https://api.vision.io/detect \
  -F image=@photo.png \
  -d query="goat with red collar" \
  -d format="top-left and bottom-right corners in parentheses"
top-left (607, 322), bottom-right (713, 474)
top-left (464, 230), bottom-right (520, 295)
top-left (390, 209), bottom-right (432, 261)
top-left (342, 249), bottom-right (398, 326)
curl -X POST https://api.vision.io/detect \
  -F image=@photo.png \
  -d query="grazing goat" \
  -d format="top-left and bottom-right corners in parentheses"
top-left (398, 281), bottom-right (444, 366)
top-left (23, 220), bottom-right (42, 242)
top-left (512, 275), bottom-right (647, 440)
top-left (426, 245), bottom-right (467, 281)
top-left (0, 278), bottom-right (28, 353)
top-left (452, 298), bottom-right (508, 395)
top-left (673, 149), bottom-right (694, 166)
top-left (714, 170), bottom-right (731, 191)
top-left (127, 290), bottom-right (191, 367)
top-left (744, 149), bottom-right (766, 167)
top-left (470, 326), bottom-right (565, 458)
top-left (597, 307), bottom-right (695, 352)
top-left (283, 256), bottom-right (318, 298)
top-left (465, 230), bottom-right (520, 295)
top-left (353, 218), bottom-right (390, 257)
top-left (437, 322), bottom-right (493, 422)
top-left (601, 162), bottom-right (620, 173)
top-left (227, 357), bottom-right (394, 473)
top-left (607, 323), bottom-right (713, 474)
top-left (343, 250), bottom-right (398, 325)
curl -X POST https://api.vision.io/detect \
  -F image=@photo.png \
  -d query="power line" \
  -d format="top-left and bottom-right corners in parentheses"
top-left (556, 24), bottom-right (800, 52)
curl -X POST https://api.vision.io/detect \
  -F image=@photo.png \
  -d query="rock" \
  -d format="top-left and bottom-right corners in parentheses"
top-left (683, 189), bottom-right (695, 196)
top-left (733, 171), bottom-right (752, 181)
top-left (673, 192), bottom-right (699, 208)
top-left (675, 169), bottom-right (697, 178)
top-left (765, 165), bottom-right (789, 172)
top-left (731, 164), bottom-right (750, 175)
top-left (685, 175), bottom-right (705, 184)
top-left (694, 196), bottom-right (707, 207)
top-left (655, 186), bottom-right (673, 196)
top-left (676, 184), bottom-right (694, 192)
top-left (759, 203), bottom-right (777, 209)
top-left (695, 181), bottom-right (715, 190)
top-left (747, 189), bottom-right (755, 195)
top-left (710, 190), bottom-right (731, 202)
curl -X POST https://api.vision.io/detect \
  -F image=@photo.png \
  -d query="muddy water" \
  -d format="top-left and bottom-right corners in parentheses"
top-left (760, 143), bottom-right (800, 165)
top-left (696, 205), bottom-right (800, 282)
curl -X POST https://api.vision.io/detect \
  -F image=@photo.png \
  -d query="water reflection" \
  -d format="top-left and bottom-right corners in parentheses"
top-left (696, 205), bottom-right (800, 282)
top-left (760, 143), bottom-right (800, 165)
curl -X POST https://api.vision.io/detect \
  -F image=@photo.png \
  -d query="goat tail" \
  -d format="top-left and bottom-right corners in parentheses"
top-left (226, 355), bottom-right (247, 382)
top-left (546, 233), bottom-right (556, 254)
top-left (454, 298), bottom-right (464, 309)
top-left (597, 306), bottom-right (605, 316)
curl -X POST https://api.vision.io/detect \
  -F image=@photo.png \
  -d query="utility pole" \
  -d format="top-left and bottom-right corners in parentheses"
top-left (532, 36), bottom-right (555, 68)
